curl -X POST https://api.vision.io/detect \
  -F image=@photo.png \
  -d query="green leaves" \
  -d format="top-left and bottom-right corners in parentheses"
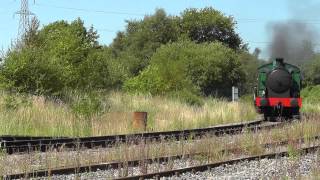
top-left (112, 7), bottom-right (242, 76)
top-left (180, 7), bottom-right (242, 50)
top-left (112, 9), bottom-right (181, 76)
top-left (0, 7), bottom-right (252, 99)
top-left (124, 40), bottom-right (245, 97)
top-left (0, 18), bottom-right (124, 96)
top-left (303, 54), bottom-right (320, 85)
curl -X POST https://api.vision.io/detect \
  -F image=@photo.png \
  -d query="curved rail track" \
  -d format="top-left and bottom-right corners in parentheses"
top-left (0, 119), bottom-right (287, 154)
top-left (5, 130), bottom-right (316, 179)
top-left (0, 119), bottom-right (284, 154)
top-left (115, 144), bottom-right (320, 180)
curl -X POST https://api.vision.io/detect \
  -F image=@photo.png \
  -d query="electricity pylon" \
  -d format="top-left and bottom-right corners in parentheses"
top-left (15, 0), bottom-right (35, 37)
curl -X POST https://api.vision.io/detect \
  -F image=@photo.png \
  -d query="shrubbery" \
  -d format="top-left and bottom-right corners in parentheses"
top-left (301, 85), bottom-right (320, 103)
top-left (303, 55), bottom-right (320, 86)
top-left (112, 7), bottom-right (243, 76)
top-left (0, 7), bottom-right (261, 101)
top-left (70, 92), bottom-right (108, 118)
top-left (0, 19), bottom-right (126, 97)
top-left (124, 40), bottom-right (245, 98)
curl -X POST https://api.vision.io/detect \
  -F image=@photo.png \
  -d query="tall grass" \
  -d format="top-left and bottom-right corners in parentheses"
top-left (0, 91), bottom-right (257, 137)
top-left (301, 85), bottom-right (320, 113)
top-left (2, 116), bottom-right (320, 176)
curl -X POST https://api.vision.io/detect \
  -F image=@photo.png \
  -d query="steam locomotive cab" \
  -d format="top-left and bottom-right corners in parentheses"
top-left (254, 58), bottom-right (302, 121)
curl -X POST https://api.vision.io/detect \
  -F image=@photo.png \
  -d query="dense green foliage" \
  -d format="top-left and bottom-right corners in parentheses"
top-left (301, 85), bottom-right (320, 103)
top-left (0, 19), bottom-right (126, 96)
top-left (180, 7), bottom-right (242, 50)
top-left (303, 54), bottom-right (320, 86)
top-left (111, 9), bottom-right (180, 75)
top-left (111, 8), bottom-right (243, 76)
top-left (0, 7), bottom-right (263, 102)
top-left (124, 41), bottom-right (245, 97)
top-left (238, 51), bottom-right (260, 93)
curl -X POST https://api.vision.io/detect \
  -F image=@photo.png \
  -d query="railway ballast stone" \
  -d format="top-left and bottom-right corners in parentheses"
top-left (29, 152), bottom-right (319, 179)
top-left (171, 153), bottom-right (319, 179)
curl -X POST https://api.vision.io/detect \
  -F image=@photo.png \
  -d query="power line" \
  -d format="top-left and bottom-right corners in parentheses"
top-left (30, 2), bottom-right (320, 25)
top-left (34, 2), bottom-right (145, 16)
top-left (27, 2), bottom-right (320, 26)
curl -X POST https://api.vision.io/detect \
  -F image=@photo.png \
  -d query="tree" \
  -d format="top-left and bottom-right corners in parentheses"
top-left (238, 51), bottom-right (260, 93)
top-left (78, 47), bottom-right (128, 90)
top-left (180, 7), bottom-right (242, 50)
top-left (124, 40), bottom-right (245, 97)
top-left (35, 18), bottom-right (99, 88)
top-left (111, 9), bottom-right (180, 75)
top-left (111, 7), bottom-right (243, 76)
top-left (304, 54), bottom-right (320, 85)
top-left (0, 18), bottom-right (124, 96)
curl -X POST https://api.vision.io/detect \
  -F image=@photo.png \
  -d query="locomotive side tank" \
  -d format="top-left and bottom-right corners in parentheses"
top-left (254, 58), bottom-right (302, 121)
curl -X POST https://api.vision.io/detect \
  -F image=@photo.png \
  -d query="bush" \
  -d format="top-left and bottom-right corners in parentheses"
top-left (169, 90), bottom-right (204, 106)
top-left (70, 92), bottom-right (108, 118)
top-left (1, 93), bottom-right (32, 111)
top-left (124, 66), bottom-right (168, 95)
top-left (303, 55), bottom-right (320, 86)
top-left (301, 85), bottom-right (320, 103)
top-left (0, 19), bottom-right (126, 96)
top-left (124, 40), bottom-right (245, 97)
top-left (0, 48), bottom-right (65, 96)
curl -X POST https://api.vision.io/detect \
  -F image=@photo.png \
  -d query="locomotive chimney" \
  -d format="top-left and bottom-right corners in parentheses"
top-left (274, 58), bottom-right (285, 68)
top-left (276, 58), bottom-right (284, 63)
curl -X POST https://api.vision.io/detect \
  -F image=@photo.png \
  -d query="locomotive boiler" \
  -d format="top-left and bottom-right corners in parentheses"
top-left (254, 58), bottom-right (302, 121)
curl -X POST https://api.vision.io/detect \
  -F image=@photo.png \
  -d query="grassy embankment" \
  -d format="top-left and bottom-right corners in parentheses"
top-left (0, 91), bottom-right (257, 137)
top-left (0, 85), bottom-right (318, 137)
top-left (301, 85), bottom-right (320, 113)
top-left (1, 115), bottom-right (320, 177)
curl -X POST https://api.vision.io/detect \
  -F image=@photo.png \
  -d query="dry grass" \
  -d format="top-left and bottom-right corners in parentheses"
top-left (301, 101), bottom-right (320, 114)
top-left (1, 91), bottom-right (319, 177)
top-left (1, 116), bottom-right (320, 176)
top-left (107, 92), bottom-right (257, 132)
top-left (0, 91), bottom-right (257, 137)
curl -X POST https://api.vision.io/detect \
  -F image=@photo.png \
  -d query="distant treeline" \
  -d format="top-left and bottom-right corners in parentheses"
top-left (0, 7), bottom-right (319, 102)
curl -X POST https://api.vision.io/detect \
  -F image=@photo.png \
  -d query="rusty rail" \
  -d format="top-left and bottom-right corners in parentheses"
top-left (5, 131), bottom-right (317, 179)
top-left (1, 119), bottom-right (269, 154)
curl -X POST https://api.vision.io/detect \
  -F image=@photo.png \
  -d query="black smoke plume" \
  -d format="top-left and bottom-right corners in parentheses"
top-left (267, 0), bottom-right (319, 65)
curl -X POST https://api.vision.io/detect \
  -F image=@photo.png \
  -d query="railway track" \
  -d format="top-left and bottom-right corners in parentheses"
top-left (5, 131), bottom-right (317, 179)
top-left (115, 144), bottom-right (320, 180)
top-left (1, 119), bottom-right (278, 154)
top-left (0, 135), bottom-right (66, 141)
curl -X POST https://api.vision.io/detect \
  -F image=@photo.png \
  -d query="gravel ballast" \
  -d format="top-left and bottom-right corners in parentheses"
top-left (170, 153), bottom-right (320, 179)
top-left (28, 152), bottom-right (320, 179)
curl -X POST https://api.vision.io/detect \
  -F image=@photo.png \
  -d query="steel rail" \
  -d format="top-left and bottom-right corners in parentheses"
top-left (1, 119), bottom-right (268, 154)
top-left (5, 131), bottom-right (317, 179)
top-left (114, 144), bottom-right (320, 180)
top-left (3, 120), bottom-right (285, 154)
top-left (0, 135), bottom-right (66, 141)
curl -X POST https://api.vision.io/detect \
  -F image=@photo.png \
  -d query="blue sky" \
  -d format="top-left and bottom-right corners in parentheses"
top-left (1, 0), bottom-right (319, 58)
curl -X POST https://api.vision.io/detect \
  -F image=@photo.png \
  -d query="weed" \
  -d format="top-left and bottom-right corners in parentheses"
top-left (287, 144), bottom-right (300, 160)
top-left (70, 92), bottom-right (107, 118)
top-left (2, 93), bottom-right (31, 111)
top-left (0, 91), bottom-right (257, 136)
